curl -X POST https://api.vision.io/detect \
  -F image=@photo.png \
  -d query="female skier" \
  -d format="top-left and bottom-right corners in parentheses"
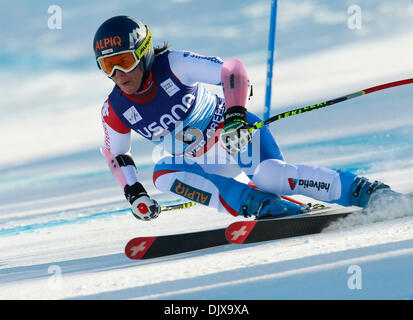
top-left (94, 16), bottom-right (392, 221)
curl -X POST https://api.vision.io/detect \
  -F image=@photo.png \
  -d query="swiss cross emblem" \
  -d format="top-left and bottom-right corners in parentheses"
top-left (125, 237), bottom-right (156, 260)
top-left (229, 226), bottom-right (248, 241)
top-left (225, 222), bottom-right (255, 244)
top-left (129, 241), bottom-right (147, 257)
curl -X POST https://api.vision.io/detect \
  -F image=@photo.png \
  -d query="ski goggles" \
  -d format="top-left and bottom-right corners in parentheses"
top-left (97, 28), bottom-right (152, 77)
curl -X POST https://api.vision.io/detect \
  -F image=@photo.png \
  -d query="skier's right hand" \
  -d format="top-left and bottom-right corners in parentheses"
top-left (124, 182), bottom-right (161, 221)
top-left (220, 106), bottom-right (252, 156)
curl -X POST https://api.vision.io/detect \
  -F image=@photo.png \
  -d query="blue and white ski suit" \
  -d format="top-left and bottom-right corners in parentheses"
top-left (101, 50), bottom-right (356, 216)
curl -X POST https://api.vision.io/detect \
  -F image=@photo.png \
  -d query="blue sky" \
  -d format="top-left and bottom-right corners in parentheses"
top-left (1, 0), bottom-right (413, 73)
top-left (1, 0), bottom-right (413, 167)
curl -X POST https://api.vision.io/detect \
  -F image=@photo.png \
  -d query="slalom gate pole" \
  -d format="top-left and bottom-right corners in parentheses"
top-left (264, 0), bottom-right (278, 120)
top-left (249, 78), bottom-right (413, 133)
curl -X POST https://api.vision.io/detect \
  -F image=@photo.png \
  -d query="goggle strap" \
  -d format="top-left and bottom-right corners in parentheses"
top-left (135, 27), bottom-right (152, 60)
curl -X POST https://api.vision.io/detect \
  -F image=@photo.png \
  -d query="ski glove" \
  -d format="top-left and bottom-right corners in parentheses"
top-left (220, 106), bottom-right (252, 156)
top-left (124, 182), bottom-right (161, 221)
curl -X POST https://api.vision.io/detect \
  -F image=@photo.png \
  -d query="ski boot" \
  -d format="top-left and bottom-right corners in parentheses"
top-left (349, 176), bottom-right (413, 219)
top-left (241, 188), bottom-right (304, 220)
top-left (349, 177), bottom-right (395, 208)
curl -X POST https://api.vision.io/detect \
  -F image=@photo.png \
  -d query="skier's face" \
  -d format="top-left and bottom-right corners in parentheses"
top-left (111, 64), bottom-right (144, 95)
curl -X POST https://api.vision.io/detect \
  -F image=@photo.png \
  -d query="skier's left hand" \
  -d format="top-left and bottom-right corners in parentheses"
top-left (220, 106), bottom-right (252, 156)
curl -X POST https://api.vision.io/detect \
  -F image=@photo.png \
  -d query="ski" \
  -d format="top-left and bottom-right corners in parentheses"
top-left (125, 227), bottom-right (227, 259)
top-left (225, 207), bottom-right (361, 244)
top-left (124, 203), bottom-right (328, 259)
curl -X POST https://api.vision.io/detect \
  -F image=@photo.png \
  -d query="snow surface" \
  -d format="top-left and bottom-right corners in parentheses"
top-left (1, 0), bottom-right (413, 300)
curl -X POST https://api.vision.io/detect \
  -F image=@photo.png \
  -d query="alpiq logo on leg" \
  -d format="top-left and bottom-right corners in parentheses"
top-left (171, 179), bottom-right (212, 205)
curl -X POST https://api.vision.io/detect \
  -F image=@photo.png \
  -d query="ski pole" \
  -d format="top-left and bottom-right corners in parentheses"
top-left (160, 195), bottom-right (306, 213)
top-left (248, 77), bottom-right (413, 133)
top-left (161, 201), bottom-right (197, 212)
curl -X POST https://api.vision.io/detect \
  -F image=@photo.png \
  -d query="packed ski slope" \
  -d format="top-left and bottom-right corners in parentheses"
top-left (2, 144), bottom-right (413, 300)
top-left (2, 1), bottom-right (413, 300)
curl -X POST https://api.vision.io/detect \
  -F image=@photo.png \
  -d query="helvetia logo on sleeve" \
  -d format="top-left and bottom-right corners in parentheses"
top-left (171, 179), bottom-right (212, 205)
top-left (288, 178), bottom-right (331, 192)
top-left (288, 178), bottom-right (298, 190)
